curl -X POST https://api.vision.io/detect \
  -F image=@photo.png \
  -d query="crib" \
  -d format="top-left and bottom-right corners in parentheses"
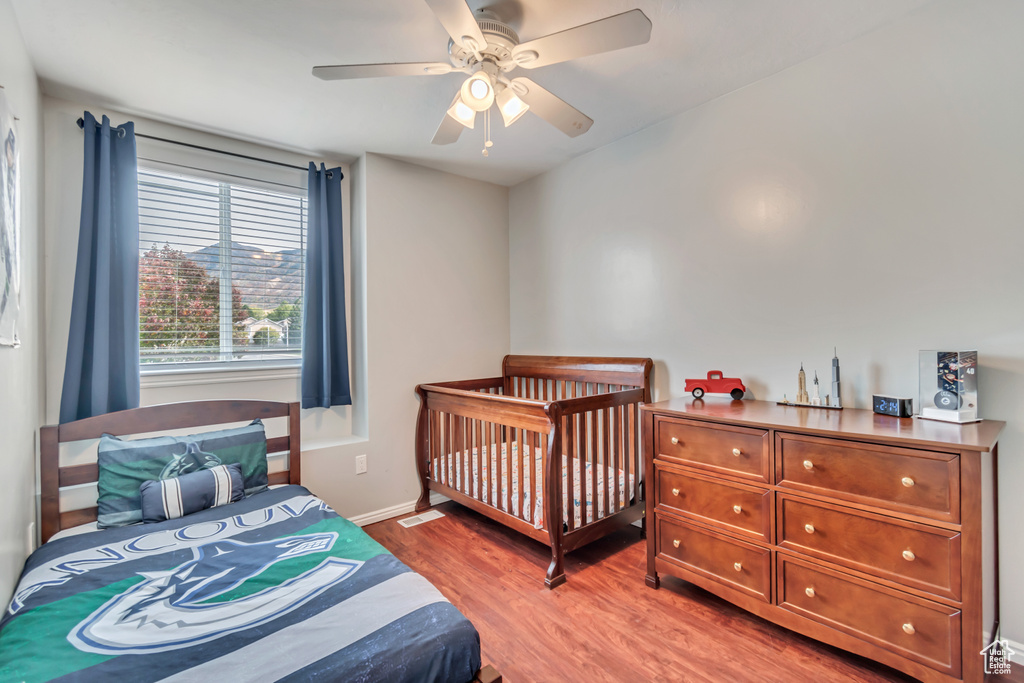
top-left (415, 355), bottom-right (653, 588)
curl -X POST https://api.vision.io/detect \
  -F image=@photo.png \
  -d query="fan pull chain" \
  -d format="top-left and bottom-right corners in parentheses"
top-left (482, 108), bottom-right (493, 157)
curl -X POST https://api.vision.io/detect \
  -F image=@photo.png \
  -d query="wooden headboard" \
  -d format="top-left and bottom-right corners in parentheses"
top-left (501, 355), bottom-right (654, 401)
top-left (39, 400), bottom-right (301, 543)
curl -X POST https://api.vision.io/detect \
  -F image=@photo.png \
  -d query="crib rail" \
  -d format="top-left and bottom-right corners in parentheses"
top-left (416, 382), bottom-right (555, 541)
top-left (551, 388), bottom-right (644, 535)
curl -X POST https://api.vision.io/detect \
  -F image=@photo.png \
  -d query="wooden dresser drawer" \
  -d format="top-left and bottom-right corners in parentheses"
top-left (657, 516), bottom-right (771, 602)
top-left (778, 555), bottom-right (961, 676)
top-left (776, 433), bottom-right (959, 522)
top-left (656, 465), bottom-right (771, 542)
top-left (656, 417), bottom-right (770, 483)
top-left (777, 495), bottom-right (961, 600)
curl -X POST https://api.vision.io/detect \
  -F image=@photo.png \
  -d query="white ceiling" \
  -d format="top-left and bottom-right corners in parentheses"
top-left (12, 0), bottom-right (934, 186)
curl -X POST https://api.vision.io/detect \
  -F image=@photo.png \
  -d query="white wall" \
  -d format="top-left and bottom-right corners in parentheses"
top-left (509, 0), bottom-right (1024, 643)
top-left (0, 0), bottom-right (44, 597)
top-left (302, 153), bottom-right (510, 519)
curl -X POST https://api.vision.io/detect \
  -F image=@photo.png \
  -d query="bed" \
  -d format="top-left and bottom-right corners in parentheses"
top-left (415, 355), bottom-right (653, 588)
top-left (1, 400), bottom-right (499, 683)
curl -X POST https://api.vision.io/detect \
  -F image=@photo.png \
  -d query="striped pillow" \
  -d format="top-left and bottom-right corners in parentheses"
top-left (140, 462), bottom-right (245, 523)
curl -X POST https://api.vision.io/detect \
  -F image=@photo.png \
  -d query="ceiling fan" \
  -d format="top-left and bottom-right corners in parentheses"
top-left (312, 0), bottom-right (652, 153)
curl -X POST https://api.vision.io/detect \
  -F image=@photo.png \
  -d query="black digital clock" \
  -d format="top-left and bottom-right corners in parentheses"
top-left (872, 395), bottom-right (913, 417)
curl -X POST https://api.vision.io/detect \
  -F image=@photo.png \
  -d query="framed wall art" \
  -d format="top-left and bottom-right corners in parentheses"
top-left (0, 87), bottom-right (20, 347)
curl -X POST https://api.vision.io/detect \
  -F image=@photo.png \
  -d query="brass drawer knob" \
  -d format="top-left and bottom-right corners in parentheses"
top-left (803, 460), bottom-right (814, 470)
top-left (732, 505), bottom-right (742, 514)
top-left (902, 550), bottom-right (916, 562)
top-left (732, 448), bottom-right (741, 457)
top-left (671, 437), bottom-right (679, 445)
top-left (804, 524), bottom-right (815, 534)
top-left (672, 539), bottom-right (680, 548)
top-left (733, 562), bottom-right (742, 572)
top-left (901, 476), bottom-right (915, 488)
top-left (671, 488), bottom-right (680, 496)
top-left (902, 623), bottom-right (915, 635)
top-left (805, 587), bottom-right (815, 598)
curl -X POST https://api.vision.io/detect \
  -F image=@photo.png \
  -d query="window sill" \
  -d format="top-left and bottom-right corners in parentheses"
top-left (140, 363), bottom-right (301, 389)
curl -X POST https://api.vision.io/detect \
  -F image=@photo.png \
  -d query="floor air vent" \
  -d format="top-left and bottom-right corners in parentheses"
top-left (397, 510), bottom-right (445, 528)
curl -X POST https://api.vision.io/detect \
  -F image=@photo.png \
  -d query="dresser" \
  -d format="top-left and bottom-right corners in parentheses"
top-left (642, 399), bottom-right (1003, 683)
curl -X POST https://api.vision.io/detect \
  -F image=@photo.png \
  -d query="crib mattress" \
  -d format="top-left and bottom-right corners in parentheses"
top-left (433, 442), bottom-right (635, 530)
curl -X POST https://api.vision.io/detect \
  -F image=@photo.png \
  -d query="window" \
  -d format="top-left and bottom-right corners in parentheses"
top-left (138, 168), bottom-right (306, 367)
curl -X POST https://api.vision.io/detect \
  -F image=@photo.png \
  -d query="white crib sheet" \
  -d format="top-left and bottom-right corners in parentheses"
top-left (433, 441), bottom-right (635, 530)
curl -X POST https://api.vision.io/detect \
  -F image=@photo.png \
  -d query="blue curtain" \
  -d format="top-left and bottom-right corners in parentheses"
top-left (301, 163), bottom-right (351, 409)
top-left (59, 112), bottom-right (140, 423)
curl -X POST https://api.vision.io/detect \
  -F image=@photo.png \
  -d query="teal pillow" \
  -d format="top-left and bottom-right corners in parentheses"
top-left (96, 420), bottom-right (268, 528)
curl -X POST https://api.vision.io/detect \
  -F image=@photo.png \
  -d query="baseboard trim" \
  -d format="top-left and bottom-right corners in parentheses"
top-left (347, 492), bottom-right (449, 527)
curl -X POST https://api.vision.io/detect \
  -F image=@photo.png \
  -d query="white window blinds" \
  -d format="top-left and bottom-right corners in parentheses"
top-left (137, 168), bottom-right (306, 366)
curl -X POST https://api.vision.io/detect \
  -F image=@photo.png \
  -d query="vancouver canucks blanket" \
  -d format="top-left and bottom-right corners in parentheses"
top-left (0, 486), bottom-right (481, 682)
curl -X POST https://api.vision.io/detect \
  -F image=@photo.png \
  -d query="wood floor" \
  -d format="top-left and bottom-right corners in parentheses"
top-left (364, 501), bottom-right (1022, 683)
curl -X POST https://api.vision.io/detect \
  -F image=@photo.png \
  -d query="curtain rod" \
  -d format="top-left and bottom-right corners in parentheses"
top-left (75, 117), bottom-right (340, 179)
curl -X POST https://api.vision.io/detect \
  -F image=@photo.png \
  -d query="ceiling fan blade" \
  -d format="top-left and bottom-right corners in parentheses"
top-left (424, 0), bottom-right (487, 52)
top-left (511, 77), bottom-right (593, 137)
top-left (312, 62), bottom-right (453, 80)
top-left (511, 9), bottom-right (652, 69)
top-left (431, 110), bottom-right (464, 145)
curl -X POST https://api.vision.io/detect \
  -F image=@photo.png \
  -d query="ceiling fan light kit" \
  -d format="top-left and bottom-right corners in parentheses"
top-left (312, 0), bottom-right (652, 152)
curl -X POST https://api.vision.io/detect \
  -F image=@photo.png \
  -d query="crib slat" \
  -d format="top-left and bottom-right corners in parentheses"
top-left (428, 410), bottom-right (436, 483)
top-left (619, 403), bottom-right (627, 511)
top-left (577, 408), bottom-right (587, 524)
top-left (629, 403), bottom-right (638, 503)
top-left (515, 427), bottom-right (523, 522)
top-left (505, 422), bottom-right (513, 517)
top-left (589, 408), bottom-right (598, 525)
top-left (466, 416), bottom-right (473, 495)
top-left (483, 421), bottom-right (492, 506)
top-left (468, 417), bottom-right (475, 497)
top-left (539, 429), bottom-right (548, 530)
top-left (442, 412), bottom-right (450, 487)
top-left (475, 417), bottom-right (482, 499)
top-left (598, 405), bottom-right (606, 518)
top-left (611, 404), bottom-right (619, 513)
top-left (562, 415), bottom-right (573, 532)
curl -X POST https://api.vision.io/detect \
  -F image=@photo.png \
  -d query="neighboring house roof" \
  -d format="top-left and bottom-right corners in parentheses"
top-left (242, 318), bottom-right (290, 337)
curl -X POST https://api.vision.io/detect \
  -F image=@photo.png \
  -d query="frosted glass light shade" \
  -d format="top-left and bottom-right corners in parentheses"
top-left (460, 73), bottom-right (494, 112)
top-left (496, 86), bottom-right (529, 126)
top-left (446, 96), bottom-right (476, 129)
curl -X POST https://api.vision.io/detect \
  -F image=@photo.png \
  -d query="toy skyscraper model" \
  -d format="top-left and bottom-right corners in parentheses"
top-left (831, 349), bottom-right (842, 408)
top-left (796, 364), bottom-right (809, 404)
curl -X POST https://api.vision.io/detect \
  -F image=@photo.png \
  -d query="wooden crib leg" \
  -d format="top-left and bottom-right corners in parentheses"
top-left (545, 543), bottom-right (566, 589)
top-left (545, 514), bottom-right (566, 588)
top-left (415, 389), bottom-right (432, 513)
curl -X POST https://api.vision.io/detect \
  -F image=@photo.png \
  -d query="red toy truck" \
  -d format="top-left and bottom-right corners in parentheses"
top-left (684, 371), bottom-right (746, 400)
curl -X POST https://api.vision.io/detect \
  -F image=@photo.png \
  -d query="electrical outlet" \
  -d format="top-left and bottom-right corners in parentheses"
top-left (355, 454), bottom-right (367, 475)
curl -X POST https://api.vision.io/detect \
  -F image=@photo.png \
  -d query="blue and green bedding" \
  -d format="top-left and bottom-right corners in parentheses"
top-left (0, 486), bottom-right (481, 682)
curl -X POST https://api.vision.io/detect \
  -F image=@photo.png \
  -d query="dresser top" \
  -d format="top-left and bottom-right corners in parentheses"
top-left (642, 398), bottom-right (1004, 452)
